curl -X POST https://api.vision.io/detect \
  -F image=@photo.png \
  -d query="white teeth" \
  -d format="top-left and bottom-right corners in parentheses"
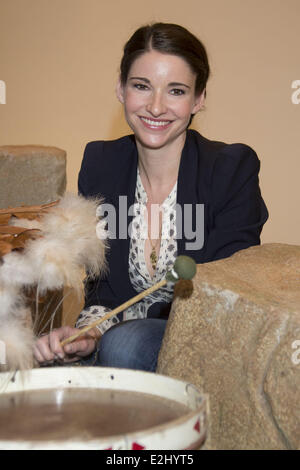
top-left (141, 117), bottom-right (170, 126)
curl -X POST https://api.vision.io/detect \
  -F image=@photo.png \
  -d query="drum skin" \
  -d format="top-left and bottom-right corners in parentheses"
top-left (0, 367), bottom-right (208, 450)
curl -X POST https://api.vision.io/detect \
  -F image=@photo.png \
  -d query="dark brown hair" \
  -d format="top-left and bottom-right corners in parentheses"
top-left (120, 23), bottom-right (210, 96)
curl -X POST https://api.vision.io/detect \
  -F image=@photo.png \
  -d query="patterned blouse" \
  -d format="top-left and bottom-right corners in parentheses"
top-left (76, 169), bottom-right (178, 335)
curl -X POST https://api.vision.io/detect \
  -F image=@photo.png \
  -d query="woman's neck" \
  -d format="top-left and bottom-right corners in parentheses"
top-left (136, 133), bottom-right (186, 203)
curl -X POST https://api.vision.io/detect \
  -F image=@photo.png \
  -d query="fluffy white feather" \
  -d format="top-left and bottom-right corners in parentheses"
top-left (0, 286), bottom-right (23, 318)
top-left (0, 193), bottom-right (107, 371)
top-left (0, 310), bottom-right (34, 372)
top-left (0, 251), bottom-right (38, 287)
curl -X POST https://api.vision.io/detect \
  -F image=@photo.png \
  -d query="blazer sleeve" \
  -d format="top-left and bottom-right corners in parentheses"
top-left (202, 143), bottom-right (269, 262)
top-left (78, 141), bottom-right (105, 198)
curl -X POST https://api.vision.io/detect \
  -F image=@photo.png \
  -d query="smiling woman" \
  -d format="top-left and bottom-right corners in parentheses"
top-left (34, 23), bottom-right (268, 372)
top-left (116, 51), bottom-right (205, 151)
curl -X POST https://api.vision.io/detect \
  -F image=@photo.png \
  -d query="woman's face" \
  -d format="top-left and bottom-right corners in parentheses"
top-left (116, 50), bottom-right (205, 151)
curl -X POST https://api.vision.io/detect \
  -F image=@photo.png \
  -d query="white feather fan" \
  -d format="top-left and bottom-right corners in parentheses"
top-left (0, 194), bottom-right (107, 372)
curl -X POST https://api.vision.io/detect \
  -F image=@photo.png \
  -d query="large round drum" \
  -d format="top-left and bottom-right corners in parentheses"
top-left (0, 367), bottom-right (208, 450)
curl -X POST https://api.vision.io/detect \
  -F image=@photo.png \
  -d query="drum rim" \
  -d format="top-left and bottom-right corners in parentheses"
top-left (0, 367), bottom-right (208, 450)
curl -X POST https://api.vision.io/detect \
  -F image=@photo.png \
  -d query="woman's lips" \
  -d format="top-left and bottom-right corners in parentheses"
top-left (139, 116), bottom-right (172, 130)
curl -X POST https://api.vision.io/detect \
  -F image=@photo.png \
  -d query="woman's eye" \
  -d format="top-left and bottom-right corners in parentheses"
top-left (170, 89), bottom-right (185, 96)
top-left (134, 83), bottom-right (148, 90)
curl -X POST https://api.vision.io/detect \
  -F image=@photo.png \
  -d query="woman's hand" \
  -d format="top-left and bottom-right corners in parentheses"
top-left (33, 326), bottom-right (100, 365)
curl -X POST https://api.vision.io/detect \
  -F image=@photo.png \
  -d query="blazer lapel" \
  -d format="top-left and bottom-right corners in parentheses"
top-left (177, 130), bottom-right (207, 264)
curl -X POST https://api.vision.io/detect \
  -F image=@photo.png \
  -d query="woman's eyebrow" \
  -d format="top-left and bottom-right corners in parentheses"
top-left (129, 77), bottom-right (150, 83)
top-left (129, 77), bottom-right (190, 89)
top-left (168, 82), bottom-right (190, 89)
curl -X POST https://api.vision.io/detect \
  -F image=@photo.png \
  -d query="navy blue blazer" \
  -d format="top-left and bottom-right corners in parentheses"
top-left (78, 129), bottom-right (268, 318)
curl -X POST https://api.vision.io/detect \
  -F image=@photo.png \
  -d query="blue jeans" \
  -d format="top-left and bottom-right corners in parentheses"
top-left (81, 318), bottom-right (167, 372)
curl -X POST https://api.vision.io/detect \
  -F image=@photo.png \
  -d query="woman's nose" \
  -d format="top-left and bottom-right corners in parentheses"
top-left (146, 92), bottom-right (167, 116)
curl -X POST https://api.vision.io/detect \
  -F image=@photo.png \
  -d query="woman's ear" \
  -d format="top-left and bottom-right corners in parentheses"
top-left (116, 78), bottom-right (125, 104)
top-left (191, 89), bottom-right (206, 115)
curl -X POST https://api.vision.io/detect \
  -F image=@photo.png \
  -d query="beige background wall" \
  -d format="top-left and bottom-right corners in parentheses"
top-left (1, 0), bottom-right (299, 245)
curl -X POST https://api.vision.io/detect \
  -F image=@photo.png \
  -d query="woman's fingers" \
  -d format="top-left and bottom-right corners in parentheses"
top-left (63, 337), bottom-right (93, 357)
top-left (49, 326), bottom-right (78, 359)
top-left (34, 326), bottom-right (76, 363)
top-left (33, 342), bottom-right (49, 363)
top-left (34, 333), bottom-right (56, 363)
top-left (34, 326), bottom-right (98, 365)
top-left (49, 329), bottom-right (65, 359)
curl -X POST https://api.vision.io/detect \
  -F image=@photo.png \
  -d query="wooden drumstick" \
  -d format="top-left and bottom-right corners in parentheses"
top-left (60, 255), bottom-right (196, 348)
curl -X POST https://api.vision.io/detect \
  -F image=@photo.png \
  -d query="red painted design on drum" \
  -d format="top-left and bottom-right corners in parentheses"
top-left (193, 419), bottom-right (200, 433)
top-left (132, 442), bottom-right (145, 450)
